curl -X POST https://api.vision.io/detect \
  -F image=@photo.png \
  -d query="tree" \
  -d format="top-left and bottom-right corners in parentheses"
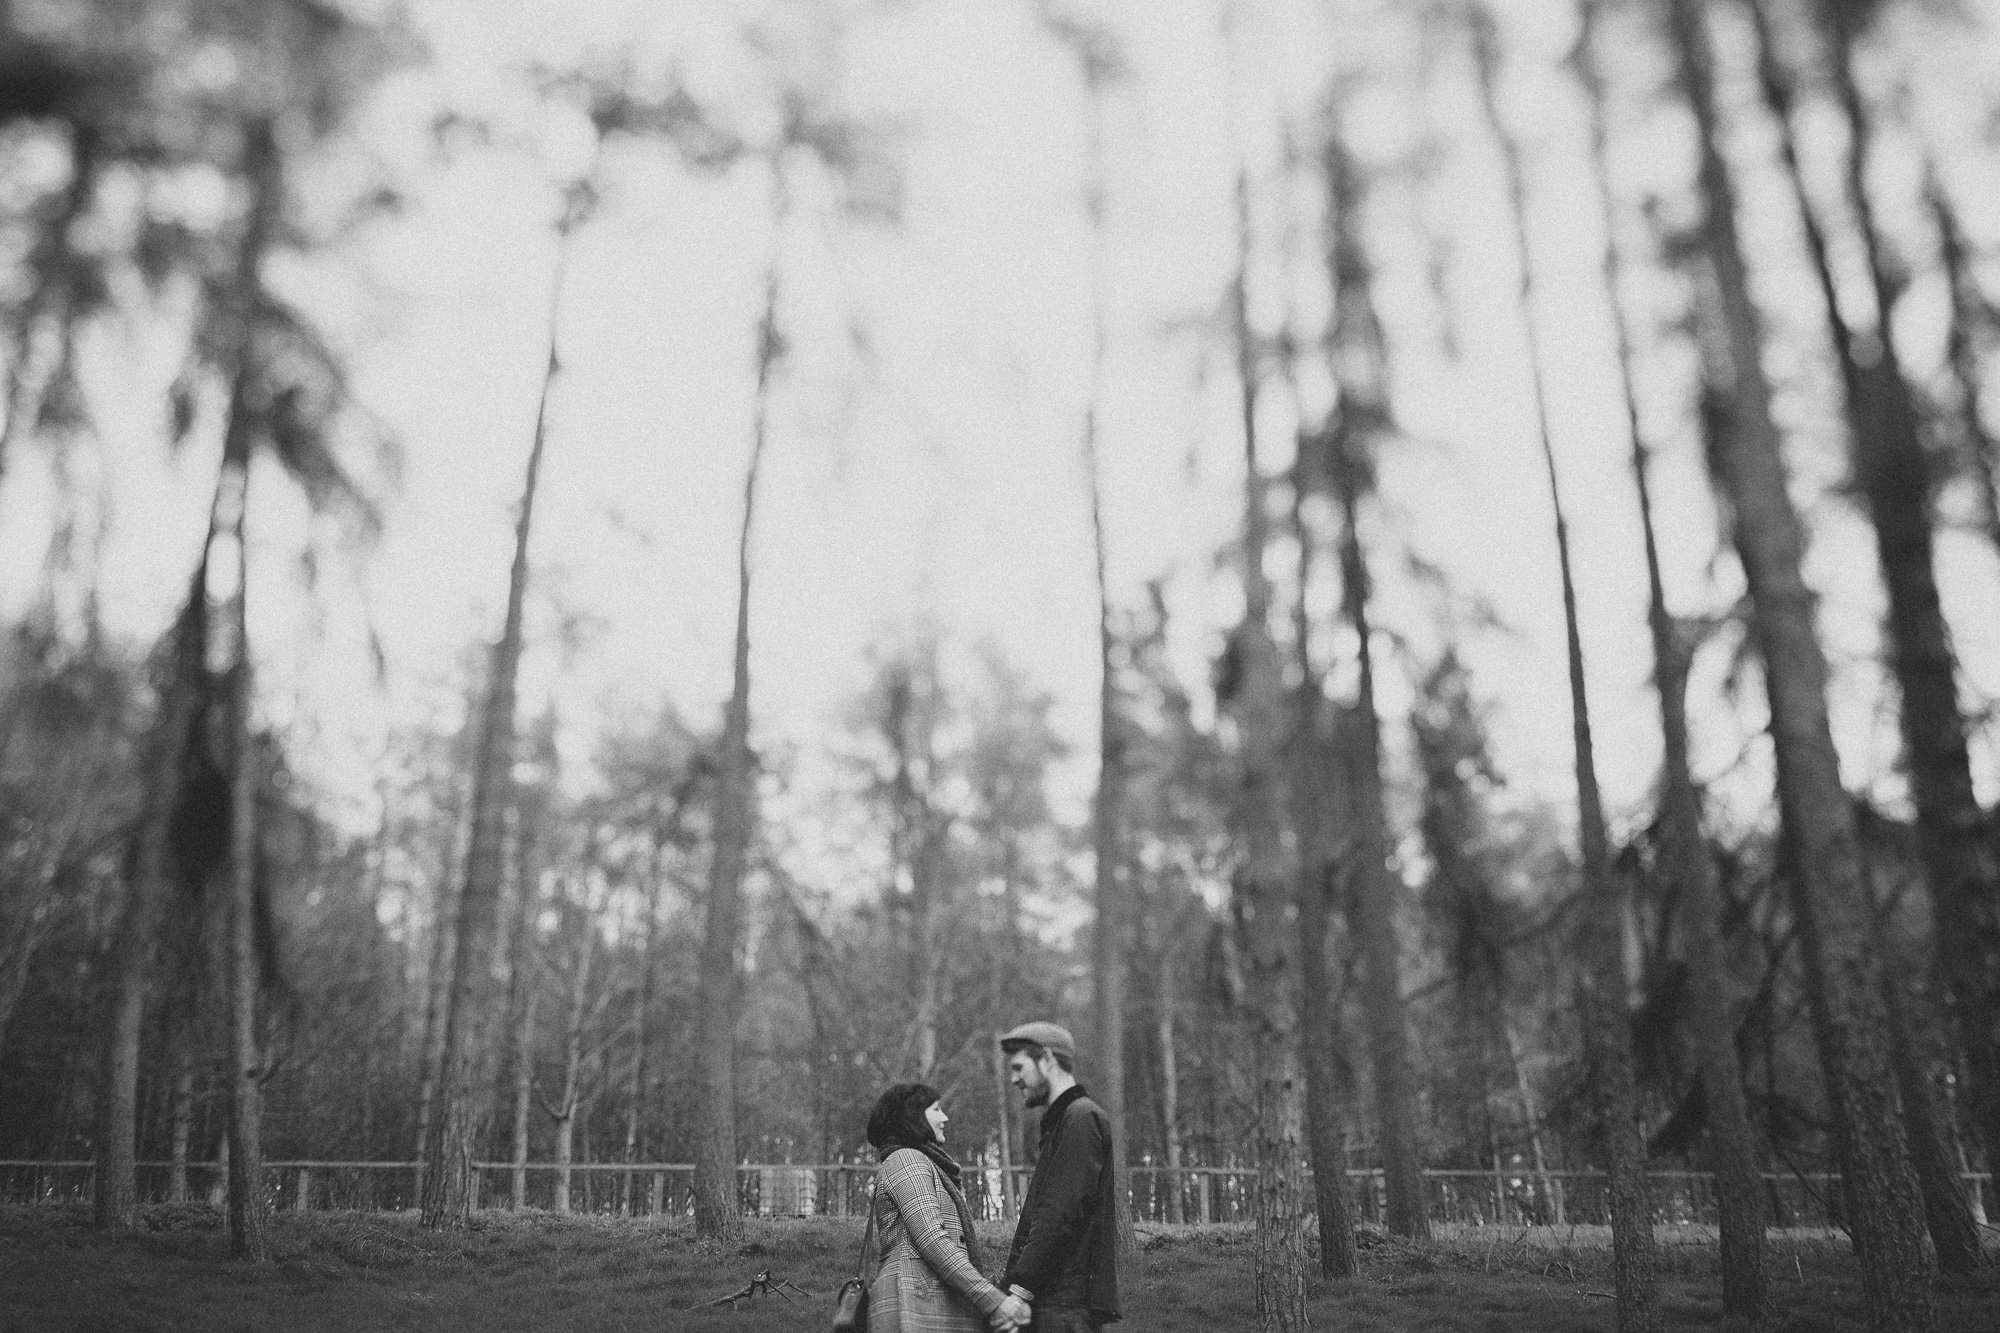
top-left (691, 38), bottom-right (895, 1238)
top-left (1747, 0), bottom-right (2000, 1211)
top-left (1663, 1), bottom-right (1934, 1325)
top-left (90, 1), bottom-right (399, 1243)
top-left (1575, 0), bottom-right (1766, 1316)
top-left (1040, 0), bottom-right (1135, 1255)
top-left (1470, 8), bottom-right (1656, 1324)
top-left (540, 890), bottom-right (606, 1215)
top-left (1123, 584), bottom-right (1231, 1226)
top-left (420, 154), bottom-right (583, 1232)
top-left (1287, 491), bottom-right (1359, 1279)
top-left (1312, 122), bottom-right (1430, 1246)
top-left (1223, 164), bottom-right (1308, 1333)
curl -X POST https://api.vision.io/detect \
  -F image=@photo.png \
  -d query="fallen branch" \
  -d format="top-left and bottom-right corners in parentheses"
top-left (692, 1269), bottom-right (811, 1310)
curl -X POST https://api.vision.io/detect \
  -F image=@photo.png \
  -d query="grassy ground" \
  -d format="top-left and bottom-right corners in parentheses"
top-left (2, 1204), bottom-right (1997, 1332)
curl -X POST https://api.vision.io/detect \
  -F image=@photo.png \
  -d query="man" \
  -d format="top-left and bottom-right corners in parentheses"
top-left (998, 1021), bottom-right (1122, 1331)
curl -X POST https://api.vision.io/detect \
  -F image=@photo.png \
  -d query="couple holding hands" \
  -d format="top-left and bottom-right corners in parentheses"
top-left (859, 1022), bottom-right (1122, 1333)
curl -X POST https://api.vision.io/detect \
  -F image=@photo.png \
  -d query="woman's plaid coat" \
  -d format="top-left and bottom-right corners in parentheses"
top-left (867, 1148), bottom-right (1008, 1333)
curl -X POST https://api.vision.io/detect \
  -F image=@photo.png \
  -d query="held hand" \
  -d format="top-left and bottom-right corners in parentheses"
top-left (990, 1293), bottom-right (1032, 1331)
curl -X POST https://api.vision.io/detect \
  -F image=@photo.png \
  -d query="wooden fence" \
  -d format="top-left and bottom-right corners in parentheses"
top-left (5, 1160), bottom-right (1989, 1229)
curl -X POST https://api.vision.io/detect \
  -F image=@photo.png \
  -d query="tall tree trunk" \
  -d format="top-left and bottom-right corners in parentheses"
top-left (1576, 1), bottom-right (1766, 1318)
top-left (1666, 3), bottom-right (1935, 1327)
top-left (1298, 832), bottom-right (1358, 1277)
top-left (411, 782), bottom-right (467, 1205)
top-left (1471, 12), bottom-right (1654, 1323)
top-left (205, 114), bottom-right (285, 1263)
top-left (505, 809), bottom-right (543, 1211)
top-left (509, 969), bottom-right (537, 1211)
top-left (1226, 168), bottom-right (1307, 1333)
top-left (1755, 0), bottom-right (2000, 1197)
top-left (1064, 26), bottom-right (1134, 1250)
top-left (167, 1044), bottom-right (194, 1205)
top-left (548, 923), bottom-right (595, 1216)
top-left (1083, 273), bottom-right (1133, 1259)
top-left (1318, 130), bottom-right (1430, 1246)
top-left (93, 589), bottom-right (203, 1229)
top-left (1289, 472), bottom-right (1358, 1278)
top-left (1881, 968), bottom-right (1986, 1272)
top-left (221, 638), bottom-right (265, 1261)
top-left (1157, 934), bottom-right (1185, 1226)
top-left (420, 236), bottom-right (567, 1230)
top-left (621, 861), bottom-right (661, 1216)
top-left (694, 207), bottom-right (783, 1240)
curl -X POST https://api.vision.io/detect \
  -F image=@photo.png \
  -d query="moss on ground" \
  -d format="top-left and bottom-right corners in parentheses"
top-left (1, 1204), bottom-right (1995, 1332)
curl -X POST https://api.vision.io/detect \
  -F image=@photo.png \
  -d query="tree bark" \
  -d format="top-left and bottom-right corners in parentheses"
top-left (1227, 168), bottom-right (1307, 1333)
top-left (1066, 32), bottom-right (1134, 1253)
top-left (1319, 130), bottom-right (1430, 1246)
top-left (1289, 469), bottom-right (1358, 1278)
top-left (693, 223), bottom-right (781, 1241)
top-left (1472, 11), bottom-right (1654, 1323)
top-left (1667, 3), bottom-right (1935, 1326)
top-left (1086, 370), bottom-right (1133, 1257)
top-left (1881, 971), bottom-right (1986, 1273)
top-left (1157, 937), bottom-right (1184, 1226)
top-left (509, 967), bottom-right (537, 1211)
top-left (505, 818), bottom-right (543, 1211)
top-left (1770, 0), bottom-right (2000, 1194)
top-left (621, 861), bottom-right (661, 1215)
top-left (1575, 2), bottom-right (1766, 1318)
top-left (93, 587), bottom-right (203, 1229)
top-left (548, 920), bottom-right (595, 1216)
top-left (412, 791), bottom-right (464, 1206)
top-left (420, 237), bottom-right (565, 1229)
top-left (206, 113), bottom-right (284, 1263)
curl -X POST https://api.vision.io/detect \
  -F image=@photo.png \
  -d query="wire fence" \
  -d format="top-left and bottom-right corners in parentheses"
top-left (6, 1159), bottom-right (1989, 1230)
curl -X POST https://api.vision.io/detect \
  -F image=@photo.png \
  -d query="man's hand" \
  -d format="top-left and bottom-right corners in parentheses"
top-left (991, 1292), bottom-right (1032, 1331)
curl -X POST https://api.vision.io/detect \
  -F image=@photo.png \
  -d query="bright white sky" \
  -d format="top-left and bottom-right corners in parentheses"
top-left (4, 0), bottom-right (1999, 897)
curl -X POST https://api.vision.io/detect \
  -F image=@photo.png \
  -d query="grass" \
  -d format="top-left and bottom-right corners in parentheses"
top-left (2, 1204), bottom-right (1997, 1332)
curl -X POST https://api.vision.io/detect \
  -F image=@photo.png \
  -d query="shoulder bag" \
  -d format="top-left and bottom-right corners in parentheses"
top-left (831, 1187), bottom-right (881, 1333)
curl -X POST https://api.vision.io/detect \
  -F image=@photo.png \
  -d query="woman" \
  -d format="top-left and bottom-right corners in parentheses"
top-left (866, 1083), bottom-right (1032, 1333)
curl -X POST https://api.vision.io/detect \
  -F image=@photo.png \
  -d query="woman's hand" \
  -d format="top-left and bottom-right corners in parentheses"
top-left (990, 1292), bottom-right (1032, 1331)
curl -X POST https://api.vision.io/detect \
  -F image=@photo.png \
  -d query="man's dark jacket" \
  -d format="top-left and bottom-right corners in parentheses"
top-left (1002, 1085), bottom-right (1121, 1321)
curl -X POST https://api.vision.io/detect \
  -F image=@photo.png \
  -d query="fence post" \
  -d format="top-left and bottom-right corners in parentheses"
top-left (650, 1172), bottom-right (664, 1216)
top-left (1198, 1171), bottom-right (1212, 1225)
top-left (295, 1167), bottom-right (311, 1212)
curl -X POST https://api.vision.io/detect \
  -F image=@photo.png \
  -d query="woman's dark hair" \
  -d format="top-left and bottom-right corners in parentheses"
top-left (867, 1082), bottom-right (942, 1154)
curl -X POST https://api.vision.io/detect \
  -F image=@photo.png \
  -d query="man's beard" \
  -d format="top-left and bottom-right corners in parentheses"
top-left (1021, 1080), bottom-right (1050, 1108)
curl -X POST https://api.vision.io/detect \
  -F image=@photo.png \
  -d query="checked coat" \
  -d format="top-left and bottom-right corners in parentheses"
top-left (867, 1148), bottom-right (1009, 1333)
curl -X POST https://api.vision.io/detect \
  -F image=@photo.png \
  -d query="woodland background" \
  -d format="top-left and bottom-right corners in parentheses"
top-left (1, 0), bottom-right (1999, 1329)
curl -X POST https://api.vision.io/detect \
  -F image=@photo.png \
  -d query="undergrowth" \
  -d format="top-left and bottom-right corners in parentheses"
top-left (1, 1203), bottom-right (1995, 1332)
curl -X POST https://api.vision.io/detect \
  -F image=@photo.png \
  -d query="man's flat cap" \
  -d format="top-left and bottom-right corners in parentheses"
top-left (999, 1021), bottom-right (1075, 1063)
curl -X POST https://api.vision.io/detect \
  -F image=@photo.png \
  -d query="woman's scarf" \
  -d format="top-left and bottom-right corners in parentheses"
top-left (877, 1137), bottom-right (988, 1273)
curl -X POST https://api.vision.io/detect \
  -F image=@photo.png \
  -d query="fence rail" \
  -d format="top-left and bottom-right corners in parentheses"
top-left (6, 1160), bottom-right (1989, 1228)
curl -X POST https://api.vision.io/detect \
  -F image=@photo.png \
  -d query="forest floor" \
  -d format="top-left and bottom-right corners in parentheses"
top-left (3, 1204), bottom-right (1998, 1332)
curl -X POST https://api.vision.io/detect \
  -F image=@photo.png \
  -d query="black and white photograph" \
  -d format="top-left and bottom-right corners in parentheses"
top-left (2, 0), bottom-right (2000, 1328)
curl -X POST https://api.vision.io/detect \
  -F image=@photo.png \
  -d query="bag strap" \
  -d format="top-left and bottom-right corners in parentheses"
top-left (854, 1182), bottom-right (881, 1281)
